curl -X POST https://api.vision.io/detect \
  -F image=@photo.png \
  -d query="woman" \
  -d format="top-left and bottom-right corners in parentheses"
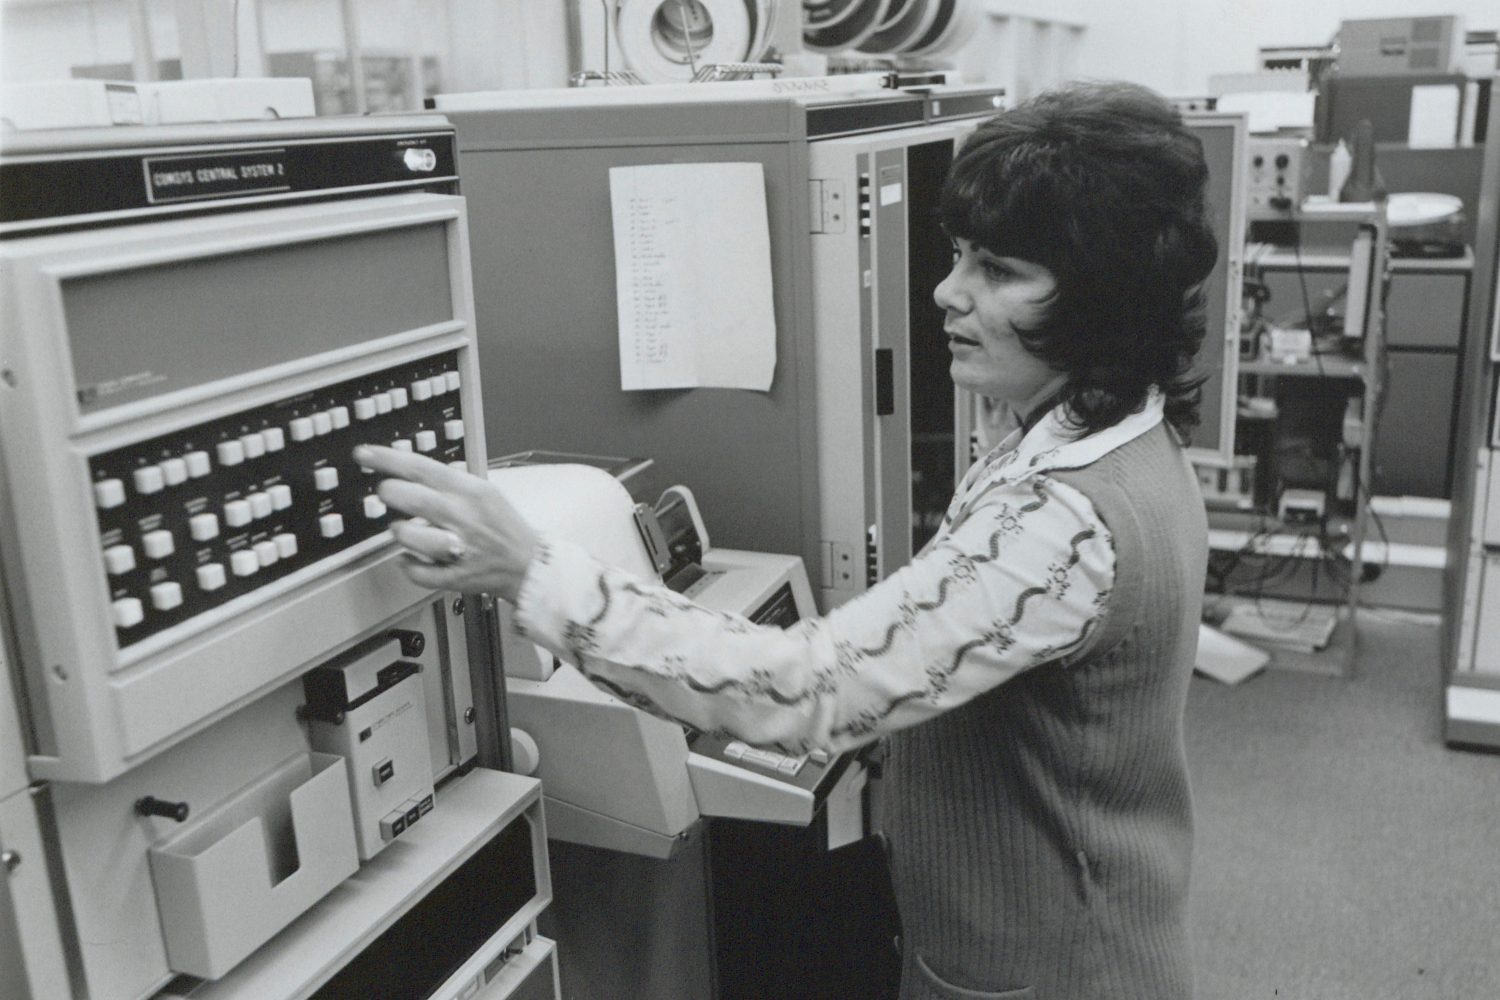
top-left (357, 81), bottom-right (1215, 1000)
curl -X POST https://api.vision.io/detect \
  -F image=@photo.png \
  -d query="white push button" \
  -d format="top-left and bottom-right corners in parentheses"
top-left (411, 379), bottom-right (432, 402)
top-left (150, 581), bottom-right (183, 611)
top-left (142, 529), bottom-right (175, 560)
top-left (320, 513), bottom-right (345, 538)
top-left (315, 467), bottom-right (339, 491)
top-left (444, 371), bottom-right (461, 392)
top-left (269, 484), bottom-right (293, 510)
top-left (290, 417), bottom-right (315, 442)
top-left (263, 427), bottom-right (286, 452)
top-left (374, 392), bottom-right (393, 415)
top-left (224, 499), bottom-right (252, 528)
top-left (133, 466), bottom-right (165, 495)
top-left (390, 387), bottom-right (410, 409)
top-left (94, 478), bottom-right (126, 509)
top-left (274, 532), bottom-right (298, 559)
top-left (186, 451), bottom-right (213, 478)
top-left (230, 549), bottom-right (260, 577)
top-left (161, 457), bottom-right (188, 486)
top-left (363, 494), bottom-right (387, 519)
top-left (330, 406), bottom-right (351, 430)
top-left (216, 440), bottom-right (245, 467)
top-left (189, 513), bottom-right (220, 541)
top-left (248, 491), bottom-right (273, 520)
top-left (104, 544), bottom-right (137, 576)
top-left (196, 562), bottom-right (227, 591)
top-left (112, 597), bottom-right (145, 629)
top-left (312, 412), bottom-right (334, 437)
top-left (254, 540), bottom-right (279, 567)
top-left (428, 375), bottom-right (447, 396)
top-left (444, 420), bottom-right (465, 441)
top-left (392, 439), bottom-right (413, 452)
top-left (354, 397), bottom-right (378, 421)
top-left (415, 430), bottom-right (438, 452)
top-left (240, 432), bottom-right (266, 459)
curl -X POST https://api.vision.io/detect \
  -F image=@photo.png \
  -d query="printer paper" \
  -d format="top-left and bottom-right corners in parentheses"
top-left (609, 162), bottom-right (777, 392)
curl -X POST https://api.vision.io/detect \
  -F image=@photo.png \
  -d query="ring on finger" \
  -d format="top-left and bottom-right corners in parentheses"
top-left (438, 530), bottom-right (467, 565)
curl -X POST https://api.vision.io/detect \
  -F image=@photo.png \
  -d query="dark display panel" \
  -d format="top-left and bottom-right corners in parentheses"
top-left (64, 222), bottom-right (452, 415)
top-left (310, 816), bottom-right (539, 1000)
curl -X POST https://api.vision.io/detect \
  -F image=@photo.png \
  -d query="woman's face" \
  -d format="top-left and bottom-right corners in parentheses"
top-left (934, 237), bottom-right (1066, 414)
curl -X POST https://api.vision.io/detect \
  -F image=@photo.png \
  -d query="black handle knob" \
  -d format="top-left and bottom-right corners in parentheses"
top-left (388, 628), bottom-right (426, 658)
top-left (136, 796), bottom-right (190, 823)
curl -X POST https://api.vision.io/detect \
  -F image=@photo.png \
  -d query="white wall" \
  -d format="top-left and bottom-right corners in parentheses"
top-left (4, 1), bottom-right (1496, 95)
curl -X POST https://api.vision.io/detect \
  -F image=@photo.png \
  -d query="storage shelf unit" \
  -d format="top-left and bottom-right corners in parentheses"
top-left (1211, 202), bottom-right (1390, 676)
top-left (1251, 246), bottom-right (1472, 497)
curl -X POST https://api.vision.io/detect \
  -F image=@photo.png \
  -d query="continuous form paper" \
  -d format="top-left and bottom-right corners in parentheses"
top-left (609, 162), bottom-right (777, 391)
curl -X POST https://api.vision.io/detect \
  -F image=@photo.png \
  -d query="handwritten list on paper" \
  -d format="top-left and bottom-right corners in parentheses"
top-left (609, 162), bottom-right (777, 391)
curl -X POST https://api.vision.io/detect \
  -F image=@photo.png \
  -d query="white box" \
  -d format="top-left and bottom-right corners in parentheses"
top-left (0, 80), bottom-right (141, 129)
top-left (148, 751), bottom-right (358, 979)
top-left (138, 77), bottom-right (315, 125)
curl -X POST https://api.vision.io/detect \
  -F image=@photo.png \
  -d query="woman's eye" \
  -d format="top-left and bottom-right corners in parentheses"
top-left (981, 260), bottom-right (1011, 280)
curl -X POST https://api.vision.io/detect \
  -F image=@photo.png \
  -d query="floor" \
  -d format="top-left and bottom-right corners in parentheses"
top-left (1185, 610), bottom-right (1500, 999)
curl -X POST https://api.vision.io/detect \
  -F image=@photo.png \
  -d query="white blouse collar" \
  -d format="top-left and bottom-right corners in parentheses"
top-left (962, 388), bottom-right (1166, 494)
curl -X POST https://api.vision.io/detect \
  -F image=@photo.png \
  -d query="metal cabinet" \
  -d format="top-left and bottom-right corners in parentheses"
top-left (1258, 257), bottom-right (1472, 496)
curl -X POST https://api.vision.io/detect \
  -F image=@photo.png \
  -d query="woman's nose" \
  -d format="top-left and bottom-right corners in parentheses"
top-left (933, 267), bottom-right (965, 313)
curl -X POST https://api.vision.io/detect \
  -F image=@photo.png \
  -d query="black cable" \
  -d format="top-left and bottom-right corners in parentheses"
top-left (1289, 217), bottom-right (1329, 377)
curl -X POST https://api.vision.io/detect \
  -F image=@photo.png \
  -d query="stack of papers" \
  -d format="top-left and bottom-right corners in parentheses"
top-left (1219, 602), bottom-right (1338, 653)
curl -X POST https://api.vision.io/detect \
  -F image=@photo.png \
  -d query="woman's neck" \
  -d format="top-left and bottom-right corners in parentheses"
top-left (1016, 377), bottom-right (1069, 435)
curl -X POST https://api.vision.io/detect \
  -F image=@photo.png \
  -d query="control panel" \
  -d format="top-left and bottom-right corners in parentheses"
top-left (90, 353), bottom-right (468, 651)
top-left (0, 188), bottom-right (485, 783)
top-left (1246, 136), bottom-right (1310, 220)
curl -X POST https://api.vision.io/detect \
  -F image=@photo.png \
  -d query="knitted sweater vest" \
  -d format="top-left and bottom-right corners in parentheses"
top-left (881, 421), bottom-right (1207, 1000)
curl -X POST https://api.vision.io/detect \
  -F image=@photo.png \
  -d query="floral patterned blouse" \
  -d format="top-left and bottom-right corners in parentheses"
top-left (514, 395), bottom-right (1167, 756)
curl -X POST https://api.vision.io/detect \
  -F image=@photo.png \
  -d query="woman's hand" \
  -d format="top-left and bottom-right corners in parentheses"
top-left (354, 445), bottom-right (539, 603)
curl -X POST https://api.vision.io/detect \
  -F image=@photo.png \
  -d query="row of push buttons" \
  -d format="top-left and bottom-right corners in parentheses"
top-left (110, 531), bottom-right (302, 627)
top-left (102, 480), bottom-right (392, 582)
top-left (93, 370), bottom-right (462, 510)
top-left (101, 485), bottom-right (297, 576)
top-left (722, 740), bottom-right (809, 776)
top-left (378, 792), bottom-right (436, 843)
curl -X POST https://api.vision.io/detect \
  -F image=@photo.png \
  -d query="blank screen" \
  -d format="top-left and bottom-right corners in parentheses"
top-left (64, 222), bottom-right (452, 414)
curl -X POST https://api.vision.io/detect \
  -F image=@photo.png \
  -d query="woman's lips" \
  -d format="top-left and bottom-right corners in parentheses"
top-left (947, 331), bottom-right (980, 347)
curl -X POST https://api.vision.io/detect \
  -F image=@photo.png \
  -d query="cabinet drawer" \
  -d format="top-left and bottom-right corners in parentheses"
top-left (1373, 350), bottom-right (1459, 497)
top-left (1386, 271), bottom-right (1468, 349)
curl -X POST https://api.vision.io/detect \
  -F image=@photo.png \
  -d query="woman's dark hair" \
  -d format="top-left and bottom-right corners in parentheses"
top-left (940, 80), bottom-right (1218, 439)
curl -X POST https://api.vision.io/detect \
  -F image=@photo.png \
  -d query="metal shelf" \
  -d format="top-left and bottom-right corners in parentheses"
top-left (1231, 202), bottom-right (1390, 677)
top-left (1240, 355), bottom-right (1366, 379)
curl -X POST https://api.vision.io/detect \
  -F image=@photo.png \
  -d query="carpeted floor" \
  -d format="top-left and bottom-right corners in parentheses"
top-left (1186, 610), bottom-right (1500, 999)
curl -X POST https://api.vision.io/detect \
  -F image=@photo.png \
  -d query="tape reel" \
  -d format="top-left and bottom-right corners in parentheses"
top-left (616, 0), bottom-right (757, 83)
top-left (803, 0), bottom-right (893, 53)
top-left (856, 0), bottom-right (940, 55)
top-left (902, 0), bottom-right (980, 58)
top-left (749, 0), bottom-right (777, 62)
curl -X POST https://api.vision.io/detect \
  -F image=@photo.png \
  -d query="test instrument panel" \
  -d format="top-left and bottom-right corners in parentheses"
top-left (0, 117), bottom-right (558, 1000)
top-left (433, 77), bottom-right (1007, 611)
